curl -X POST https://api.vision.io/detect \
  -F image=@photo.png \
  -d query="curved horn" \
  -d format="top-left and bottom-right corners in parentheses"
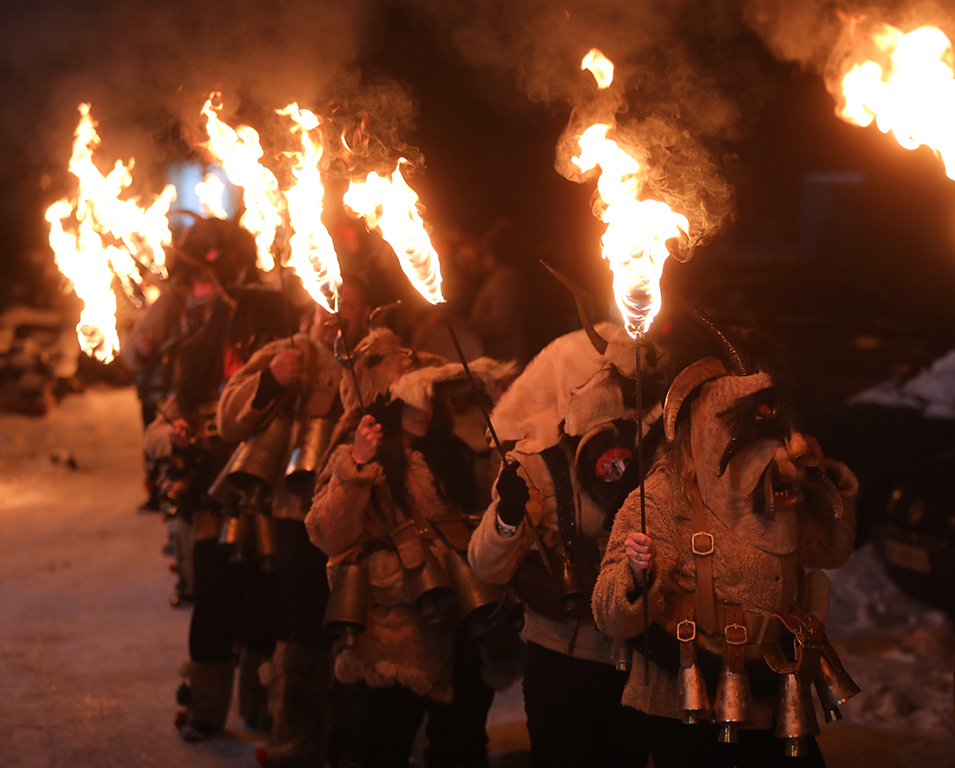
top-left (663, 357), bottom-right (729, 442)
top-left (167, 209), bottom-right (205, 222)
top-left (540, 260), bottom-right (608, 355)
top-left (369, 302), bottom-right (401, 329)
top-left (669, 292), bottom-right (750, 376)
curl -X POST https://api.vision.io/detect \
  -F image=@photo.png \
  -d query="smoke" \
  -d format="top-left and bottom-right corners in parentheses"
top-left (406, 0), bottom-right (782, 251)
top-left (744, 0), bottom-right (955, 74)
top-left (0, 0), bottom-right (377, 174)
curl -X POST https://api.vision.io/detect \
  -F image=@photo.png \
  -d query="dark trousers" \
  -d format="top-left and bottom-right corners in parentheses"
top-left (275, 518), bottom-right (333, 650)
top-left (357, 629), bottom-right (495, 768)
top-left (643, 715), bottom-right (827, 768)
top-left (523, 641), bottom-right (649, 768)
top-left (189, 538), bottom-right (279, 662)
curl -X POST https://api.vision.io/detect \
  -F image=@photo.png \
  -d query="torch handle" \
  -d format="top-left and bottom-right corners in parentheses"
top-left (439, 304), bottom-right (554, 575)
top-left (439, 305), bottom-right (507, 462)
top-left (635, 334), bottom-right (650, 683)
top-left (335, 312), bottom-right (365, 414)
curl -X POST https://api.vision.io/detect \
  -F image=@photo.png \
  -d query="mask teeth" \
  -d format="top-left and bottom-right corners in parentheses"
top-left (762, 463), bottom-right (776, 520)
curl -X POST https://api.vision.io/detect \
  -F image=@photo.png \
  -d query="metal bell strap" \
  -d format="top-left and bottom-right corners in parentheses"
top-left (685, 482), bottom-right (717, 635)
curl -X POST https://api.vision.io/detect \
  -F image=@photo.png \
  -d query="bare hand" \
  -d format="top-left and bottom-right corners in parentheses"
top-left (269, 349), bottom-right (303, 387)
top-left (171, 418), bottom-right (192, 450)
top-left (351, 415), bottom-right (382, 465)
top-left (625, 532), bottom-right (656, 585)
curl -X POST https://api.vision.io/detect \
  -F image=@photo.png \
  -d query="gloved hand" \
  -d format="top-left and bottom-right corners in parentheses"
top-left (496, 461), bottom-right (530, 527)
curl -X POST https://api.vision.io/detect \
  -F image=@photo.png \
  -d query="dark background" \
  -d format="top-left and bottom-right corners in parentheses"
top-left (3, 0), bottom-right (955, 392)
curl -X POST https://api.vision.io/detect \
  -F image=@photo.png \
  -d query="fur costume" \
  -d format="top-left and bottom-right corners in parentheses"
top-left (305, 331), bottom-right (515, 701)
top-left (592, 360), bottom-right (859, 731)
top-left (468, 325), bottom-right (665, 664)
top-left (217, 332), bottom-right (342, 521)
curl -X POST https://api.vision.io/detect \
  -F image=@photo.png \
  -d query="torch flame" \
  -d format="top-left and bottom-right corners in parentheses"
top-left (196, 173), bottom-right (229, 219)
top-left (582, 48), bottom-right (615, 90)
top-left (277, 103), bottom-right (342, 314)
top-left (835, 21), bottom-right (955, 179)
top-left (45, 103), bottom-right (175, 362)
top-left (343, 159), bottom-right (444, 305)
top-left (200, 94), bottom-right (283, 269)
top-left (572, 122), bottom-right (688, 337)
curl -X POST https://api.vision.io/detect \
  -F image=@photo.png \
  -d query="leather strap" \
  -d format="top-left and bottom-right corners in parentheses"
top-left (678, 592), bottom-right (696, 669)
top-left (724, 604), bottom-right (746, 673)
top-left (686, 483), bottom-right (717, 635)
top-left (662, 594), bottom-right (783, 647)
top-left (541, 445), bottom-right (581, 562)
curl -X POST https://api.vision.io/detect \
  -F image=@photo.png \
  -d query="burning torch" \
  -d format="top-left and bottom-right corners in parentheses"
top-left (573, 49), bottom-right (690, 681)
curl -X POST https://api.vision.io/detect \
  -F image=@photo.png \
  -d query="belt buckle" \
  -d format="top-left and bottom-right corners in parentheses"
top-left (725, 622), bottom-right (748, 645)
top-left (676, 619), bottom-right (696, 642)
top-left (691, 532), bottom-right (714, 556)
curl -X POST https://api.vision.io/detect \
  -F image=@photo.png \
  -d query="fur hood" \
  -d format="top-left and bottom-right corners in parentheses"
top-left (339, 326), bottom-right (518, 418)
top-left (490, 323), bottom-right (664, 454)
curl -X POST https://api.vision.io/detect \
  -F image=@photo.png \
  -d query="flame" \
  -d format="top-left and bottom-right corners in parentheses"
top-left (835, 22), bottom-right (955, 179)
top-left (572, 123), bottom-right (688, 337)
top-left (582, 48), bottom-right (614, 90)
top-left (277, 103), bottom-right (341, 314)
top-left (199, 94), bottom-right (283, 269)
top-left (196, 173), bottom-right (228, 219)
top-left (343, 159), bottom-right (444, 305)
top-left (45, 104), bottom-right (175, 361)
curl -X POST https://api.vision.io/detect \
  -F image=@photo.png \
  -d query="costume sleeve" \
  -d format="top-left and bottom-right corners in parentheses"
top-left (798, 459), bottom-right (858, 570)
top-left (305, 443), bottom-right (384, 557)
top-left (467, 456), bottom-right (541, 585)
top-left (217, 338), bottom-right (288, 444)
top-left (123, 291), bottom-right (182, 373)
top-left (592, 473), bottom-right (680, 639)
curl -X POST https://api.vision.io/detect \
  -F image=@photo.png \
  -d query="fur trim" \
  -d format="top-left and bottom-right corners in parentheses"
top-left (389, 357), bottom-right (519, 411)
top-left (339, 328), bottom-right (448, 413)
top-left (490, 323), bottom-right (641, 454)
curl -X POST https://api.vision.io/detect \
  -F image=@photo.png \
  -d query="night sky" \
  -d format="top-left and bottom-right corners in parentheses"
top-left (3, 0), bottom-right (955, 347)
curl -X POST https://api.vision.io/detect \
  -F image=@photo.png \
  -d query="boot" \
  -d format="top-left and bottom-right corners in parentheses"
top-left (263, 641), bottom-right (334, 767)
top-left (238, 648), bottom-right (273, 732)
top-left (180, 661), bottom-right (234, 742)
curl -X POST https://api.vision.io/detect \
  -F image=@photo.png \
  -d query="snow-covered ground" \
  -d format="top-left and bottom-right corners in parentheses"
top-left (1, 387), bottom-right (954, 767)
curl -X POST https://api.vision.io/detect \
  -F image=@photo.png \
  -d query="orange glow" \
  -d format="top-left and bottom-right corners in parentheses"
top-left (343, 159), bottom-right (445, 305)
top-left (572, 122), bottom-right (688, 337)
top-left (581, 48), bottom-right (614, 90)
top-left (835, 21), bottom-right (955, 179)
top-left (277, 103), bottom-right (341, 314)
top-left (195, 173), bottom-right (228, 219)
top-left (45, 104), bottom-right (175, 361)
top-left (199, 94), bottom-right (283, 269)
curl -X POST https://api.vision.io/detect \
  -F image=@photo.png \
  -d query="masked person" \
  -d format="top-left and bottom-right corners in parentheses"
top-left (305, 327), bottom-right (514, 768)
top-left (592, 354), bottom-right (860, 768)
top-left (467, 322), bottom-right (669, 768)
top-left (143, 216), bottom-right (292, 742)
top-left (216, 282), bottom-right (370, 768)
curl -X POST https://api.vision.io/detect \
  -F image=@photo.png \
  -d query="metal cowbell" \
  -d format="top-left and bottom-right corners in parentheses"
top-left (284, 416), bottom-right (325, 498)
top-left (406, 544), bottom-right (455, 625)
top-left (442, 547), bottom-right (503, 640)
top-left (814, 654), bottom-right (861, 724)
top-left (220, 511), bottom-right (256, 564)
top-left (678, 662), bottom-right (711, 725)
top-left (323, 562), bottom-right (369, 650)
top-left (228, 415), bottom-right (292, 495)
top-left (713, 664), bottom-right (755, 743)
top-left (776, 671), bottom-right (820, 757)
top-left (556, 560), bottom-right (586, 614)
top-left (253, 514), bottom-right (280, 572)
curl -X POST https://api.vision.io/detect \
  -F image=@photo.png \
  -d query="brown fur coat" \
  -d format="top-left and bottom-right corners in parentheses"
top-left (306, 443), bottom-right (457, 702)
top-left (592, 461), bottom-right (857, 727)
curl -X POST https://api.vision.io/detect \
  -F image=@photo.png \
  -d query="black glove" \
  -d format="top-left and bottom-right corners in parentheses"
top-left (496, 461), bottom-right (530, 527)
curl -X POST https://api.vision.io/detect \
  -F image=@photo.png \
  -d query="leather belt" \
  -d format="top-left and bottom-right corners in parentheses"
top-left (663, 593), bottom-right (784, 647)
